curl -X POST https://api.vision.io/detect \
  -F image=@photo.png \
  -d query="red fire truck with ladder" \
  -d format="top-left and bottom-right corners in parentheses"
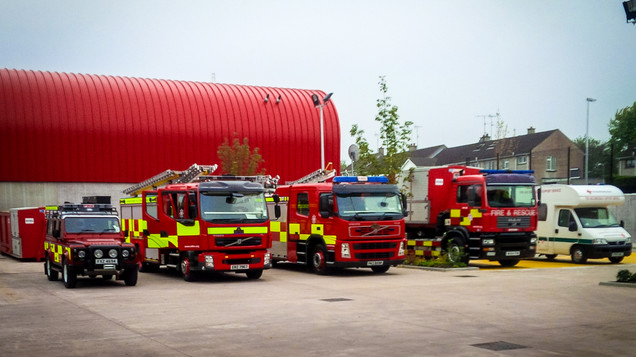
top-left (43, 196), bottom-right (138, 288)
top-left (402, 165), bottom-right (538, 266)
top-left (120, 163), bottom-right (277, 281)
top-left (267, 168), bottom-right (408, 274)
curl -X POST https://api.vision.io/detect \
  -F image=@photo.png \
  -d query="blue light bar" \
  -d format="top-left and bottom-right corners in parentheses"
top-left (333, 176), bottom-right (389, 183)
top-left (479, 169), bottom-right (534, 175)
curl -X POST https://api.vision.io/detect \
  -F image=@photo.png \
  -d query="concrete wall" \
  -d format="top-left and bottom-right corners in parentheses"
top-left (609, 193), bottom-right (636, 240)
top-left (0, 182), bottom-right (132, 211)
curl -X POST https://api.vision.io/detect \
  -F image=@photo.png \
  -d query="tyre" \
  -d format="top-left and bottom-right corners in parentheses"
top-left (544, 254), bottom-right (557, 261)
top-left (246, 270), bottom-right (263, 279)
top-left (371, 266), bottom-right (390, 273)
top-left (102, 274), bottom-right (113, 280)
top-left (446, 238), bottom-right (469, 264)
top-left (46, 258), bottom-right (59, 281)
top-left (63, 260), bottom-right (77, 289)
top-left (311, 244), bottom-right (330, 275)
top-left (571, 246), bottom-right (587, 264)
top-left (123, 267), bottom-right (138, 286)
top-left (498, 259), bottom-right (520, 267)
top-left (609, 256), bottom-right (624, 264)
top-left (180, 256), bottom-right (196, 282)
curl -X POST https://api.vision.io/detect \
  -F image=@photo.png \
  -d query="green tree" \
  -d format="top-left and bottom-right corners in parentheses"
top-left (350, 76), bottom-right (413, 183)
top-left (573, 136), bottom-right (610, 179)
top-left (609, 101), bottom-right (636, 151)
top-left (217, 134), bottom-right (265, 175)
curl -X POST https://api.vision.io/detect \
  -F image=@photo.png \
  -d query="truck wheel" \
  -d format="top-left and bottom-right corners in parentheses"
top-left (371, 266), bottom-right (390, 273)
top-left (63, 260), bottom-right (77, 289)
top-left (46, 258), bottom-right (59, 281)
top-left (571, 246), bottom-right (587, 264)
top-left (123, 267), bottom-right (138, 286)
top-left (609, 257), bottom-right (624, 264)
top-left (246, 270), bottom-right (263, 279)
top-left (545, 254), bottom-right (557, 261)
top-left (446, 238), bottom-right (468, 264)
top-left (498, 259), bottom-right (519, 267)
top-left (311, 244), bottom-right (330, 275)
top-left (180, 256), bottom-right (197, 282)
top-left (102, 274), bottom-right (113, 280)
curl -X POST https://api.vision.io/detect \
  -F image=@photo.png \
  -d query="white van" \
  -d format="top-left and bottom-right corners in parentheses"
top-left (536, 184), bottom-right (632, 263)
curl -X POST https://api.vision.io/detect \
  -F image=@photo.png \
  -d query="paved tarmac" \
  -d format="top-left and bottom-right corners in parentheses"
top-left (1, 253), bottom-right (635, 356)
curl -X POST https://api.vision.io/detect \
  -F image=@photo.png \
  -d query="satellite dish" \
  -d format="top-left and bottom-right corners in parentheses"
top-left (348, 144), bottom-right (360, 161)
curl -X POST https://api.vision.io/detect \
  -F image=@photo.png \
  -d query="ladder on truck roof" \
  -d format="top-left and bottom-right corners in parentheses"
top-left (285, 164), bottom-right (336, 185)
top-left (123, 163), bottom-right (218, 196)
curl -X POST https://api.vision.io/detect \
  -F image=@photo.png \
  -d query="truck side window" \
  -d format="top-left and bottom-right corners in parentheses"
top-left (297, 193), bottom-right (310, 216)
top-left (457, 185), bottom-right (482, 207)
top-left (145, 193), bottom-right (158, 219)
top-left (162, 193), bottom-right (177, 219)
top-left (558, 209), bottom-right (572, 227)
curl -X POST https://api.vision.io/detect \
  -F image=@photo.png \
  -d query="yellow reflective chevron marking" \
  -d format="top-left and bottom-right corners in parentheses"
top-left (470, 208), bottom-right (482, 218)
top-left (311, 224), bottom-right (323, 235)
top-left (289, 223), bottom-right (300, 234)
top-left (323, 235), bottom-right (336, 245)
top-left (177, 221), bottom-right (200, 236)
top-left (299, 234), bottom-right (310, 241)
top-left (280, 231), bottom-right (287, 243)
top-left (450, 209), bottom-right (460, 218)
top-left (460, 217), bottom-right (471, 226)
top-left (270, 221), bottom-right (281, 232)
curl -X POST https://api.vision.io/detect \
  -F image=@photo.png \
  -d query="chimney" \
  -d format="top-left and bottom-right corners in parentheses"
top-left (527, 126), bottom-right (536, 134)
top-left (478, 134), bottom-right (491, 143)
top-left (409, 144), bottom-right (417, 152)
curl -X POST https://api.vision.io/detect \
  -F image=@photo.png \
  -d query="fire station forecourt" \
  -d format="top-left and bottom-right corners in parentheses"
top-left (1, 253), bottom-right (635, 356)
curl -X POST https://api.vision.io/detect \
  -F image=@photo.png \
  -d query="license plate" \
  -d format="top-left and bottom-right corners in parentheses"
top-left (611, 252), bottom-right (624, 257)
top-left (505, 251), bottom-right (520, 257)
top-left (95, 259), bottom-right (118, 264)
top-left (366, 261), bottom-right (383, 266)
top-left (231, 264), bottom-right (249, 270)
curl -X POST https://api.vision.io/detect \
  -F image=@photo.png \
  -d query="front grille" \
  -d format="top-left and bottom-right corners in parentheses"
top-left (497, 216), bottom-right (531, 229)
top-left (355, 252), bottom-right (394, 260)
top-left (350, 224), bottom-right (401, 237)
top-left (215, 237), bottom-right (262, 247)
top-left (353, 242), bottom-right (397, 250)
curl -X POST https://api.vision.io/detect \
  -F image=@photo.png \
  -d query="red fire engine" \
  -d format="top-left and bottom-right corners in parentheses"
top-left (267, 169), bottom-right (407, 274)
top-left (403, 165), bottom-right (538, 266)
top-left (120, 164), bottom-right (276, 281)
top-left (43, 196), bottom-right (138, 288)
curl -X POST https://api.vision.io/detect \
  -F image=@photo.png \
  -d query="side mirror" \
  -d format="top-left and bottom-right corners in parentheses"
top-left (536, 187), bottom-right (542, 206)
top-left (620, 220), bottom-right (625, 228)
top-left (401, 193), bottom-right (408, 217)
top-left (568, 221), bottom-right (578, 232)
top-left (274, 205), bottom-right (281, 219)
top-left (272, 194), bottom-right (280, 204)
top-left (319, 194), bottom-right (333, 218)
top-left (52, 229), bottom-right (60, 239)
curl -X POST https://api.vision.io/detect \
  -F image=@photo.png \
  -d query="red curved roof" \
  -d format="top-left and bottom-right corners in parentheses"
top-left (0, 69), bottom-right (340, 183)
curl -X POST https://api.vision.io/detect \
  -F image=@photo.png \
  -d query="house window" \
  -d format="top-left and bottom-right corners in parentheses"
top-left (517, 156), bottom-right (527, 165)
top-left (484, 160), bottom-right (496, 170)
top-left (626, 159), bottom-right (635, 169)
top-left (502, 160), bottom-right (510, 169)
top-left (546, 156), bottom-right (556, 171)
top-left (570, 168), bottom-right (580, 179)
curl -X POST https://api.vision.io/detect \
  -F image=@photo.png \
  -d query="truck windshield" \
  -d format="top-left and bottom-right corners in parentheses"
top-left (65, 217), bottom-right (121, 233)
top-left (199, 192), bottom-right (268, 223)
top-left (486, 185), bottom-right (535, 208)
top-left (336, 192), bottom-right (403, 221)
top-left (574, 207), bottom-right (621, 228)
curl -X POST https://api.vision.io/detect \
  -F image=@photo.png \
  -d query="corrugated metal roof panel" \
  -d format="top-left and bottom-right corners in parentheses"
top-left (0, 68), bottom-right (340, 184)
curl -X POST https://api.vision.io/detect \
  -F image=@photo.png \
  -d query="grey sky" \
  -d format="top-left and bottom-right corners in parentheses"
top-left (2, 1), bottom-right (635, 164)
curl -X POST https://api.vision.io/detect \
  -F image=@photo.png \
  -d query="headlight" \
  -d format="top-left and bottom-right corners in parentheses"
top-left (530, 237), bottom-right (537, 244)
top-left (122, 250), bottom-right (130, 258)
top-left (94, 249), bottom-right (103, 258)
top-left (77, 250), bottom-right (86, 259)
top-left (626, 237), bottom-right (632, 244)
top-left (205, 255), bottom-right (214, 268)
top-left (592, 238), bottom-right (608, 245)
top-left (108, 249), bottom-right (118, 258)
top-left (341, 243), bottom-right (351, 258)
top-left (398, 241), bottom-right (405, 256)
top-left (483, 239), bottom-right (495, 246)
top-left (264, 252), bottom-right (271, 265)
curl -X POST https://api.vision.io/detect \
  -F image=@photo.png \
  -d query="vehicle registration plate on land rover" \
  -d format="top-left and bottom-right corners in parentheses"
top-left (506, 251), bottom-right (520, 257)
top-left (611, 252), bottom-right (624, 257)
top-left (231, 264), bottom-right (249, 270)
top-left (366, 261), bottom-right (383, 266)
top-left (95, 259), bottom-right (118, 264)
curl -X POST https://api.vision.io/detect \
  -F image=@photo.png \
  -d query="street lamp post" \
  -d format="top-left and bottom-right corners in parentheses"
top-left (311, 92), bottom-right (333, 170)
top-left (585, 97), bottom-right (596, 184)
